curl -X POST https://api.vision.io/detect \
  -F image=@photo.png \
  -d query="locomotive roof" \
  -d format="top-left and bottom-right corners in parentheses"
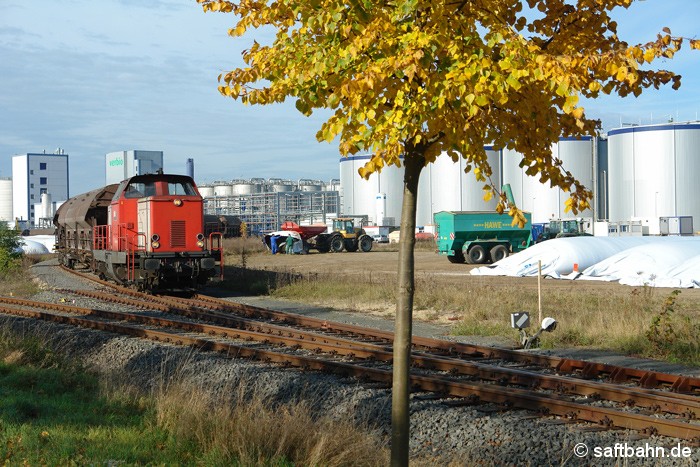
top-left (123, 173), bottom-right (195, 184)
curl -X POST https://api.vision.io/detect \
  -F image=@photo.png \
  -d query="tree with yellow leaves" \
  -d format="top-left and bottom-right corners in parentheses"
top-left (197, 0), bottom-right (696, 464)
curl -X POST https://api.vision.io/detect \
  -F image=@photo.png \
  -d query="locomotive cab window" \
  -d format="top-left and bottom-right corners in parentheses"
top-left (168, 181), bottom-right (196, 196)
top-left (124, 182), bottom-right (156, 198)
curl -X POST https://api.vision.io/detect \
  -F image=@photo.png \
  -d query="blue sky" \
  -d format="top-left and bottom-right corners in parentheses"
top-left (1, 0), bottom-right (699, 196)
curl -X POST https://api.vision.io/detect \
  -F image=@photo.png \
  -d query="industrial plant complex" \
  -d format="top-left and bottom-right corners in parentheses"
top-left (2, 121), bottom-right (699, 237)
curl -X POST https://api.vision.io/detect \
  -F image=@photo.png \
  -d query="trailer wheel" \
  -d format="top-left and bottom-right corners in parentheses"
top-left (359, 235), bottom-right (373, 252)
top-left (489, 245), bottom-right (509, 263)
top-left (466, 245), bottom-right (487, 264)
top-left (447, 252), bottom-right (465, 264)
top-left (329, 234), bottom-right (345, 252)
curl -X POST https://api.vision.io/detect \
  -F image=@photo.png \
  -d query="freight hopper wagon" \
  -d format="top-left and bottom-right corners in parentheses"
top-left (435, 211), bottom-right (533, 264)
top-left (54, 173), bottom-right (222, 292)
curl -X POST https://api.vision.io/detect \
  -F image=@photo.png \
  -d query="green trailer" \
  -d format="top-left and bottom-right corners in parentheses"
top-left (434, 211), bottom-right (533, 264)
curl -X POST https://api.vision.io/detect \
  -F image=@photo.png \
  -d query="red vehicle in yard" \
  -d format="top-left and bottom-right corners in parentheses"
top-left (55, 173), bottom-right (222, 292)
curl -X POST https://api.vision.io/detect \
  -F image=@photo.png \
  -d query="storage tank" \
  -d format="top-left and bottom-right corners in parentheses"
top-left (607, 122), bottom-right (700, 225)
top-left (40, 193), bottom-right (53, 220)
top-left (502, 137), bottom-right (594, 224)
top-left (232, 180), bottom-right (257, 195)
top-left (415, 148), bottom-right (501, 226)
top-left (340, 155), bottom-right (404, 225)
top-left (268, 178), bottom-right (295, 192)
top-left (298, 179), bottom-right (323, 192)
top-left (213, 181), bottom-right (233, 197)
top-left (198, 184), bottom-right (215, 198)
top-left (0, 178), bottom-right (12, 222)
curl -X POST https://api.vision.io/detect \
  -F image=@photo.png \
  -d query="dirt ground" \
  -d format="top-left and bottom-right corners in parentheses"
top-left (240, 246), bottom-right (700, 298)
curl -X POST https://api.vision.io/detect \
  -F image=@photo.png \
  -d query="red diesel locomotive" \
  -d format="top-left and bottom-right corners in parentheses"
top-left (54, 173), bottom-right (222, 292)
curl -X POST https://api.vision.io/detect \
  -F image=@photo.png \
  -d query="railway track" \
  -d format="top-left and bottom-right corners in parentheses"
top-left (7, 265), bottom-right (700, 441)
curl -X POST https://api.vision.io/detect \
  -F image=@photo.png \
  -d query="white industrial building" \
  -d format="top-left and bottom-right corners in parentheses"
top-left (105, 150), bottom-right (163, 185)
top-left (0, 178), bottom-right (12, 223)
top-left (12, 151), bottom-right (69, 227)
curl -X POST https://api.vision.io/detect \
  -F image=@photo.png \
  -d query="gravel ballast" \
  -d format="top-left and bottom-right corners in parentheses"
top-left (6, 259), bottom-right (697, 466)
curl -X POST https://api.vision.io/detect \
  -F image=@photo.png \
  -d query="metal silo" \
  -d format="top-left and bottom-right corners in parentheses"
top-left (213, 181), bottom-right (233, 197)
top-left (607, 122), bottom-right (700, 225)
top-left (416, 148), bottom-right (501, 226)
top-left (0, 178), bottom-right (12, 222)
top-left (232, 179), bottom-right (257, 196)
top-left (198, 184), bottom-right (215, 198)
top-left (298, 179), bottom-right (323, 192)
top-left (339, 155), bottom-right (404, 225)
top-left (269, 178), bottom-right (295, 192)
top-left (502, 137), bottom-right (594, 224)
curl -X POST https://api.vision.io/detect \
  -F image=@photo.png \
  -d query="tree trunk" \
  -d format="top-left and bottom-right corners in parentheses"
top-left (391, 152), bottom-right (423, 466)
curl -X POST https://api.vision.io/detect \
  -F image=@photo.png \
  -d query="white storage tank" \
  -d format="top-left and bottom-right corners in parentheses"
top-left (232, 180), bottom-right (257, 195)
top-left (416, 148), bottom-right (501, 226)
top-left (607, 122), bottom-right (700, 225)
top-left (340, 155), bottom-right (403, 225)
top-left (269, 178), bottom-right (295, 192)
top-left (0, 178), bottom-right (12, 222)
top-left (298, 179), bottom-right (323, 192)
top-left (502, 137), bottom-right (594, 224)
top-left (213, 181), bottom-right (233, 197)
top-left (198, 184), bottom-right (215, 198)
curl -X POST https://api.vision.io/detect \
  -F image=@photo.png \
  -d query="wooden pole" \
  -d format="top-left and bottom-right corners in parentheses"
top-left (538, 260), bottom-right (542, 325)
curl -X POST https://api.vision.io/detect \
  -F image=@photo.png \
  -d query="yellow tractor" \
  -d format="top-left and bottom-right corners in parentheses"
top-left (322, 217), bottom-right (373, 253)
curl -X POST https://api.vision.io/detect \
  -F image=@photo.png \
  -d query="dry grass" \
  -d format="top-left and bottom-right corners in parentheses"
top-left (154, 380), bottom-right (388, 466)
top-left (0, 255), bottom-right (47, 298)
top-left (267, 271), bottom-right (700, 363)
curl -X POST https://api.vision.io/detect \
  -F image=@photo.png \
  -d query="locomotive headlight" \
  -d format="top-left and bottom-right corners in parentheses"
top-left (197, 233), bottom-right (205, 241)
top-left (173, 199), bottom-right (183, 206)
top-left (196, 240), bottom-right (205, 248)
top-left (151, 234), bottom-right (160, 242)
top-left (152, 241), bottom-right (160, 249)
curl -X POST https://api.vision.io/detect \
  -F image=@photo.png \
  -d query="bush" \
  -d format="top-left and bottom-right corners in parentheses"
top-left (0, 222), bottom-right (22, 274)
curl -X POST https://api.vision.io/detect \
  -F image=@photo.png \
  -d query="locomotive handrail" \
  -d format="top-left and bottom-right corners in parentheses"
top-left (127, 232), bottom-right (146, 282)
top-left (208, 232), bottom-right (224, 280)
top-left (93, 225), bottom-right (110, 251)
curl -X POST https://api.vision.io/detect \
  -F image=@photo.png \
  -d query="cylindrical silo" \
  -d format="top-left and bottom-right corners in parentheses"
top-left (198, 184), bottom-right (215, 198)
top-left (213, 181), bottom-right (233, 197)
top-left (269, 179), bottom-right (294, 192)
top-left (339, 155), bottom-right (404, 225)
top-left (416, 148), bottom-right (501, 226)
top-left (232, 180), bottom-right (257, 196)
top-left (298, 179), bottom-right (323, 192)
top-left (502, 137), bottom-right (594, 224)
top-left (40, 193), bottom-right (53, 219)
top-left (0, 178), bottom-right (12, 222)
top-left (607, 122), bottom-right (700, 225)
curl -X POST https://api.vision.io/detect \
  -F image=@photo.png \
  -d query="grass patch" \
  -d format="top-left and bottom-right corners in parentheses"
top-left (216, 265), bottom-right (700, 365)
top-left (0, 255), bottom-right (46, 298)
top-left (0, 326), bottom-right (389, 466)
